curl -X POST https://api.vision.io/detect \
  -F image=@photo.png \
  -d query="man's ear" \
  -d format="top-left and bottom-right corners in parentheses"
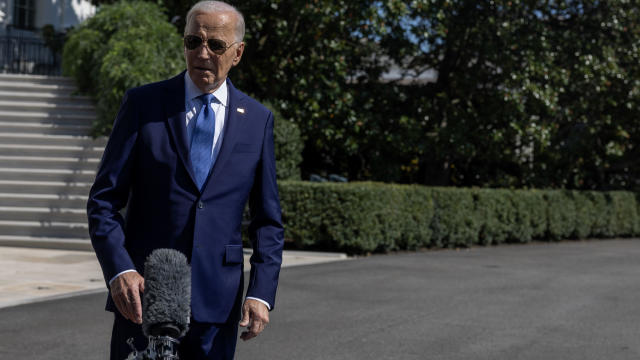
top-left (232, 42), bottom-right (245, 66)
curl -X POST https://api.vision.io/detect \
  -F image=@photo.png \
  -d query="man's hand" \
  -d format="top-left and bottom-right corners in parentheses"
top-left (239, 299), bottom-right (269, 341)
top-left (110, 271), bottom-right (145, 324)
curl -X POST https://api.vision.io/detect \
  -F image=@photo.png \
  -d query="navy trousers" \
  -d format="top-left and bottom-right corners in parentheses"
top-left (110, 312), bottom-right (238, 360)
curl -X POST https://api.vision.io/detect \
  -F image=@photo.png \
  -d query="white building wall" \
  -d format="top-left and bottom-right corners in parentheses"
top-left (35, 0), bottom-right (95, 30)
top-left (1, 0), bottom-right (95, 32)
top-left (35, 0), bottom-right (58, 29)
top-left (0, 0), bottom-right (12, 29)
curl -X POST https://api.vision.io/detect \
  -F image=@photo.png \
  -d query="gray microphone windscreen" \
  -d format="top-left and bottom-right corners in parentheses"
top-left (142, 249), bottom-right (191, 338)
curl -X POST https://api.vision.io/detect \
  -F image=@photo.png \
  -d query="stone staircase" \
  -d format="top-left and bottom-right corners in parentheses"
top-left (0, 74), bottom-right (105, 250)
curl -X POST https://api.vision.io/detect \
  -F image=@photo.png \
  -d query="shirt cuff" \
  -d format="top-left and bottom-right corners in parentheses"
top-left (108, 269), bottom-right (138, 286)
top-left (246, 297), bottom-right (271, 310)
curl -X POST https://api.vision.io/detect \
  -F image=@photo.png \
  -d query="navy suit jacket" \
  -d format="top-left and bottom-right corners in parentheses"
top-left (87, 72), bottom-right (284, 324)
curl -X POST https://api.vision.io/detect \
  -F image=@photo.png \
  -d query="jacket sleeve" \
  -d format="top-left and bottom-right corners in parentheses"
top-left (87, 89), bottom-right (139, 286)
top-left (246, 111), bottom-right (285, 310)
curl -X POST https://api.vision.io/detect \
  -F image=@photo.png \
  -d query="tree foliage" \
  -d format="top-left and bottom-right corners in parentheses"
top-left (229, 0), bottom-right (408, 180)
top-left (373, 0), bottom-right (640, 190)
top-left (62, 1), bottom-right (184, 135)
top-left (239, 0), bottom-right (640, 190)
top-left (74, 0), bottom-right (640, 190)
top-left (267, 102), bottom-right (303, 180)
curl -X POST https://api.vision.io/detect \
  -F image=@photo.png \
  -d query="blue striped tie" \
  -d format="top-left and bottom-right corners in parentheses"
top-left (190, 93), bottom-right (215, 190)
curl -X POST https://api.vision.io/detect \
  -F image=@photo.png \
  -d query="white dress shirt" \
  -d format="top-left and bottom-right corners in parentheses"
top-left (109, 74), bottom-right (271, 310)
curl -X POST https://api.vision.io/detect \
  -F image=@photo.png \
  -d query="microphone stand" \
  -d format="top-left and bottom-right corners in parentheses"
top-left (125, 324), bottom-right (183, 360)
top-left (125, 336), bottom-right (180, 360)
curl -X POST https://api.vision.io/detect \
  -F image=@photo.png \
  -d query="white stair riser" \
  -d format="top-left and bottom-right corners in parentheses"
top-left (0, 111), bottom-right (97, 123)
top-left (0, 103), bottom-right (96, 115)
top-left (0, 82), bottom-right (77, 91)
top-left (0, 197), bottom-right (87, 208)
top-left (0, 158), bottom-right (99, 170)
top-left (0, 135), bottom-right (106, 147)
top-left (0, 91), bottom-right (92, 103)
top-left (0, 147), bottom-right (103, 158)
top-left (0, 170), bottom-right (96, 183)
top-left (0, 124), bottom-right (92, 136)
top-left (0, 115), bottom-right (94, 127)
top-left (0, 74), bottom-right (76, 84)
top-left (0, 222), bottom-right (89, 238)
top-left (0, 236), bottom-right (93, 251)
top-left (0, 210), bottom-right (87, 222)
top-left (0, 183), bottom-right (92, 195)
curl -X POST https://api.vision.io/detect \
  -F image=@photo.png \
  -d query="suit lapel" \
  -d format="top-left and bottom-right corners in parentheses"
top-left (163, 72), bottom-right (199, 188)
top-left (203, 79), bottom-right (248, 189)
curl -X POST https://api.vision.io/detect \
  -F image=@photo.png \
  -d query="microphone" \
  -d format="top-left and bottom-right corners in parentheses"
top-left (142, 248), bottom-right (191, 338)
top-left (126, 249), bottom-right (191, 360)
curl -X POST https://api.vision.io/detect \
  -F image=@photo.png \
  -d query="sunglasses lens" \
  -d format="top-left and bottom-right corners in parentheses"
top-left (207, 39), bottom-right (226, 53)
top-left (184, 35), bottom-right (202, 50)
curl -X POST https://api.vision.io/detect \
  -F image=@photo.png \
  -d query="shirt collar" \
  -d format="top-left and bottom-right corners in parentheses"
top-left (184, 72), bottom-right (228, 107)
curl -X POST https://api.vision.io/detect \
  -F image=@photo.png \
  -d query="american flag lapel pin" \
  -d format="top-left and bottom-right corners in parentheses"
top-left (237, 107), bottom-right (245, 114)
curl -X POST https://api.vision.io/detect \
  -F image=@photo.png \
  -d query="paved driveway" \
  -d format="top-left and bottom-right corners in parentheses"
top-left (2, 239), bottom-right (640, 359)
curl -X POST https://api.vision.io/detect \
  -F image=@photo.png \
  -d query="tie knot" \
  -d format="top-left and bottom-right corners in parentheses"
top-left (199, 93), bottom-right (215, 106)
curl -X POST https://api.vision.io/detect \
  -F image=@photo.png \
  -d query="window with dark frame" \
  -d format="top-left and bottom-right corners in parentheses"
top-left (13, 0), bottom-right (36, 30)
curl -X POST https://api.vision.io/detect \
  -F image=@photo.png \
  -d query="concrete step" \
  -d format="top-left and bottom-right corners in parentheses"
top-left (0, 100), bottom-right (95, 114)
top-left (0, 90), bottom-right (92, 103)
top-left (0, 73), bottom-right (76, 85)
top-left (0, 167), bottom-right (97, 182)
top-left (0, 219), bottom-right (89, 238)
top-left (0, 74), bottom-right (100, 248)
top-left (0, 206), bottom-right (86, 222)
top-left (0, 133), bottom-right (106, 147)
top-left (0, 121), bottom-right (91, 136)
top-left (0, 109), bottom-right (96, 124)
top-left (0, 84), bottom-right (77, 96)
top-left (0, 155), bottom-right (100, 170)
top-left (0, 180), bottom-right (92, 196)
top-left (0, 235), bottom-right (92, 251)
top-left (0, 193), bottom-right (87, 208)
top-left (0, 76), bottom-right (77, 92)
top-left (0, 144), bottom-right (103, 158)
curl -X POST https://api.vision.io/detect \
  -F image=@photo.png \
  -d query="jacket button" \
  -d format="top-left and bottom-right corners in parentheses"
top-left (198, 201), bottom-right (204, 209)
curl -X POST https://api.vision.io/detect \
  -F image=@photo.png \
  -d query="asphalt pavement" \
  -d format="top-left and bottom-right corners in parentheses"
top-left (2, 239), bottom-right (640, 360)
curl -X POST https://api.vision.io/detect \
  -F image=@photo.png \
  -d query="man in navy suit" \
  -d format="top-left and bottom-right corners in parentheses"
top-left (87, 1), bottom-right (284, 359)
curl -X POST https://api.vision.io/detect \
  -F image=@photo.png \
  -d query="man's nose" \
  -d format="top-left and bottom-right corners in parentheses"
top-left (196, 44), bottom-right (210, 58)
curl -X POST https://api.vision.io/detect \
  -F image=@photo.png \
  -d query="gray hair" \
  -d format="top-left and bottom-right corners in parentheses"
top-left (184, 1), bottom-right (245, 42)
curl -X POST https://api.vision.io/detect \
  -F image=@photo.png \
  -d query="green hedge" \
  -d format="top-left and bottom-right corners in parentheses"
top-left (278, 181), bottom-right (640, 254)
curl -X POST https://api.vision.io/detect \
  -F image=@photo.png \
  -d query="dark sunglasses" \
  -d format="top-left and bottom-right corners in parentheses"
top-left (184, 35), bottom-right (237, 55)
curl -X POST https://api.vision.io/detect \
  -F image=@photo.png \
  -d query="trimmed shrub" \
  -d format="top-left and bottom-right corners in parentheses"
top-left (609, 191), bottom-right (638, 236)
top-left (636, 193), bottom-right (640, 235)
top-left (280, 182), bottom-right (372, 252)
top-left (545, 191), bottom-right (577, 240)
top-left (510, 189), bottom-right (546, 242)
top-left (62, 1), bottom-right (183, 135)
top-left (393, 185), bottom-right (434, 250)
top-left (279, 182), bottom-right (434, 253)
top-left (589, 191), bottom-right (614, 237)
top-left (277, 182), bottom-right (639, 254)
top-left (430, 188), bottom-right (479, 248)
top-left (571, 191), bottom-right (597, 239)
top-left (474, 189), bottom-right (517, 245)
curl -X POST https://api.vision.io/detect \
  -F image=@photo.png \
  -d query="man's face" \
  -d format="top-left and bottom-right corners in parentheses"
top-left (184, 11), bottom-right (244, 93)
